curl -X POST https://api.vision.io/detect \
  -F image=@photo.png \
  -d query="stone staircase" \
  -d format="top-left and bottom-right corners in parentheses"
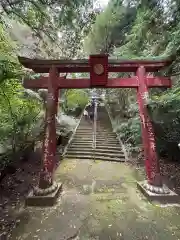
top-left (64, 105), bottom-right (125, 162)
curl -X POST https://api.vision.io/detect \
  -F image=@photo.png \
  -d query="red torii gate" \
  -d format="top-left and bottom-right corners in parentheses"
top-left (19, 54), bottom-right (174, 206)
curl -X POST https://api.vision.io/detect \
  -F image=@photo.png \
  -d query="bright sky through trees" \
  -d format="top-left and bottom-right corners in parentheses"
top-left (99, 0), bottom-right (109, 7)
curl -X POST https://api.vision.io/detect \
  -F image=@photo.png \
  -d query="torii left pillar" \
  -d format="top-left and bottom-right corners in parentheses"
top-left (26, 66), bottom-right (62, 207)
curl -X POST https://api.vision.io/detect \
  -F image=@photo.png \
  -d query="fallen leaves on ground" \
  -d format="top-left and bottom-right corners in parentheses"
top-left (0, 158), bottom-right (41, 238)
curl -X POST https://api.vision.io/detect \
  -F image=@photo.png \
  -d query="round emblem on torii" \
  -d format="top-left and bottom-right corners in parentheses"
top-left (93, 64), bottom-right (104, 75)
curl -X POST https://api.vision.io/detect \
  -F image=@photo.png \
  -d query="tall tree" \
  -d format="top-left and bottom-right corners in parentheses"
top-left (84, 0), bottom-right (137, 54)
top-left (0, 0), bottom-right (97, 59)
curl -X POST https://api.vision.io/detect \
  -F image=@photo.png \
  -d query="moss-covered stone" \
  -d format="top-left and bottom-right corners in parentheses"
top-left (10, 159), bottom-right (180, 240)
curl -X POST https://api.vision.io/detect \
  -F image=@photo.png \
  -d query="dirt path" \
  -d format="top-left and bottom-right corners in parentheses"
top-left (9, 159), bottom-right (180, 239)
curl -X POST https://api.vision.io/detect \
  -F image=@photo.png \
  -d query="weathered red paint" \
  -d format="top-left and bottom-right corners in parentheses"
top-left (20, 64), bottom-right (170, 74)
top-left (106, 77), bottom-right (171, 88)
top-left (146, 76), bottom-right (172, 88)
top-left (19, 56), bottom-right (173, 66)
top-left (18, 56), bottom-right (173, 73)
top-left (39, 66), bottom-right (59, 189)
top-left (136, 66), bottom-right (162, 186)
top-left (23, 77), bottom-right (171, 89)
top-left (89, 55), bottom-right (108, 86)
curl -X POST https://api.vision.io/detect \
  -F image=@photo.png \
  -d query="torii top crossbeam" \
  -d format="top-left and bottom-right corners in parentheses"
top-left (18, 55), bottom-right (173, 73)
top-left (19, 54), bottom-right (172, 89)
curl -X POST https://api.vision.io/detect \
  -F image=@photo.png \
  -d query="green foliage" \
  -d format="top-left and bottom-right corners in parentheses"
top-left (0, 0), bottom-right (99, 171)
top-left (147, 86), bottom-right (180, 160)
top-left (0, 23), bottom-right (42, 169)
top-left (84, 0), bottom-right (136, 54)
top-left (0, 0), bottom-right (88, 41)
top-left (59, 1), bottom-right (97, 58)
top-left (63, 89), bottom-right (89, 116)
top-left (111, 101), bottom-right (141, 152)
top-left (0, 0), bottom-right (97, 60)
top-left (2, 0), bottom-right (180, 166)
top-left (84, 0), bottom-right (180, 160)
top-left (116, 117), bottom-right (141, 149)
top-left (0, 24), bottom-right (23, 83)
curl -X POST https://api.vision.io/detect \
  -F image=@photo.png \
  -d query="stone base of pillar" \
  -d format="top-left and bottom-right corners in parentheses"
top-left (137, 180), bottom-right (180, 204)
top-left (26, 182), bottom-right (62, 207)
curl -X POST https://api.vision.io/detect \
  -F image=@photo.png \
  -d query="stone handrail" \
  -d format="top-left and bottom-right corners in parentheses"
top-left (92, 101), bottom-right (98, 150)
top-left (92, 101), bottom-right (98, 161)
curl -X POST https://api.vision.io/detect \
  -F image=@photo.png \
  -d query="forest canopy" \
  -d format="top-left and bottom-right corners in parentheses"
top-left (84, 0), bottom-right (180, 160)
top-left (0, 0), bottom-right (94, 168)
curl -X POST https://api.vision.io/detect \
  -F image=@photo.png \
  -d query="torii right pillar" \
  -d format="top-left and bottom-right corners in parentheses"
top-left (136, 66), bottom-right (180, 203)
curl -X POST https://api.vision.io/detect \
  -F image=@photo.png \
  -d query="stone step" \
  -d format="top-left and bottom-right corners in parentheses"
top-left (77, 128), bottom-right (113, 133)
top-left (70, 144), bottom-right (121, 150)
top-left (68, 148), bottom-right (124, 155)
top-left (71, 142), bottom-right (93, 145)
top-left (77, 127), bottom-right (92, 130)
top-left (74, 133), bottom-right (117, 140)
top-left (70, 146), bottom-right (121, 151)
top-left (80, 122), bottom-right (109, 124)
top-left (71, 139), bottom-right (119, 144)
top-left (65, 154), bottom-right (125, 162)
top-left (77, 133), bottom-right (116, 136)
top-left (72, 140), bottom-right (92, 143)
top-left (74, 140), bottom-right (119, 144)
top-left (73, 135), bottom-right (117, 139)
top-left (96, 123), bottom-right (111, 125)
top-left (66, 151), bottom-right (124, 158)
top-left (96, 128), bottom-right (113, 132)
top-left (73, 137), bottom-right (117, 141)
top-left (78, 123), bottom-right (92, 126)
top-left (95, 143), bottom-right (120, 148)
top-left (73, 139), bottom-right (117, 142)
top-left (77, 128), bottom-right (113, 131)
top-left (76, 128), bottom-right (93, 130)
top-left (77, 141), bottom-right (119, 145)
top-left (96, 136), bottom-right (118, 141)
top-left (79, 124), bottom-right (111, 127)
top-left (72, 141), bottom-right (119, 145)
top-left (97, 137), bottom-right (118, 141)
top-left (75, 134), bottom-right (115, 138)
top-left (76, 128), bottom-right (112, 132)
top-left (75, 133), bottom-right (116, 137)
top-left (75, 131), bottom-right (116, 136)
top-left (96, 126), bottom-right (112, 129)
top-left (77, 125), bottom-right (92, 127)
top-left (78, 123), bottom-right (92, 129)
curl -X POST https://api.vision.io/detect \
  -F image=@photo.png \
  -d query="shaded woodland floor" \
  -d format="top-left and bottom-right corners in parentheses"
top-left (1, 155), bottom-right (180, 239)
top-left (0, 155), bottom-right (41, 239)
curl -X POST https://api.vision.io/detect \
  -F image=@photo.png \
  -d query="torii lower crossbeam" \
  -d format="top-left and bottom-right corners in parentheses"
top-left (23, 76), bottom-right (171, 89)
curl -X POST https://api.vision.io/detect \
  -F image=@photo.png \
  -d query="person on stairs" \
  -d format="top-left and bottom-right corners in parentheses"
top-left (83, 109), bottom-right (89, 120)
top-left (88, 99), bottom-right (95, 122)
top-left (89, 110), bottom-right (94, 122)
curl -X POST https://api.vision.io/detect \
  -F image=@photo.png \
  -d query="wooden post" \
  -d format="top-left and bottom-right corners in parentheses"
top-left (54, 87), bottom-right (59, 155)
top-left (37, 66), bottom-right (59, 193)
top-left (137, 66), bottom-right (162, 189)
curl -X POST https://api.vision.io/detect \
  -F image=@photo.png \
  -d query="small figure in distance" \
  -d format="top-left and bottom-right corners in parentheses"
top-left (83, 109), bottom-right (89, 120)
top-left (89, 111), bottom-right (94, 122)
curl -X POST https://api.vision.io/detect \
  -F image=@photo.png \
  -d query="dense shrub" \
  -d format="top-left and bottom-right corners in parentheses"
top-left (148, 86), bottom-right (180, 161)
top-left (56, 112), bottom-right (78, 137)
top-left (62, 89), bottom-right (89, 116)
